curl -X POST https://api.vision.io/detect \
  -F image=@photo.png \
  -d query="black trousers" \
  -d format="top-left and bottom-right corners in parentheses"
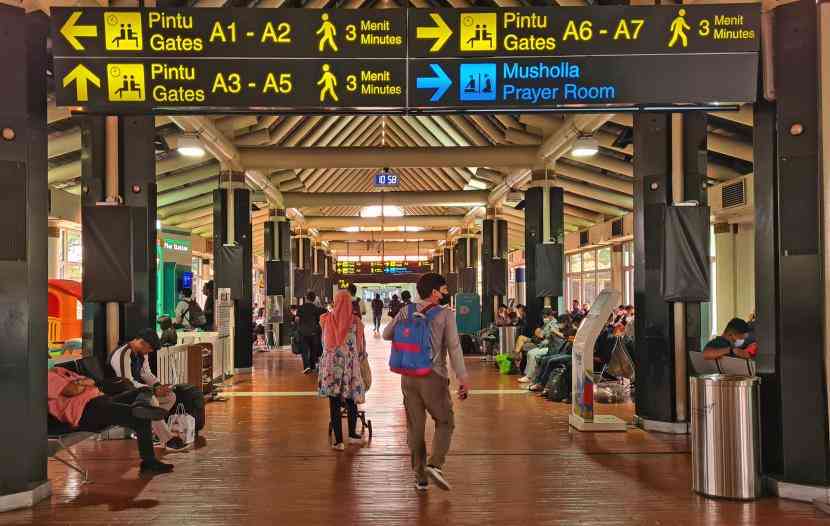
top-left (301, 333), bottom-right (322, 369)
top-left (77, 391), bottom-right (156, 461)
top-left (329, 396), bottom-right (358, 444)
top-left (372, 313), bottom-right (382, 331)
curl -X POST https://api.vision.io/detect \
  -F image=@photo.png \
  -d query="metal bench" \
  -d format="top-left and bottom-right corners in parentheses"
top-left (47, 430), bottom-right (98, 484)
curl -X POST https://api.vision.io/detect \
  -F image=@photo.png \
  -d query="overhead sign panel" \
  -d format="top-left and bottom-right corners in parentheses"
top-left (51, 6), bottom-right (760, 113)
top-left (53, 8), bottom-right (406, 58)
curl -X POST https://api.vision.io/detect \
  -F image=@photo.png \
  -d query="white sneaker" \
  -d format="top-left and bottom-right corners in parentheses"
top-left (347, 435), bottom-right (366, 445)
top-left (425, 465), bottom-right (451, 491)
top-left (415, 480), bottom-right (429, 492)
top-left (331, 442), bottom-right (345, 451)
top-left (518, 376), bottom-right (531, 383)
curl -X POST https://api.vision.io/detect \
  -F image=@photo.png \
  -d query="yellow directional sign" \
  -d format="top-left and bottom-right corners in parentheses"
top-left (416, 13), bottom-right (451, 53)
top-left (104, 12), bottom-right (143, 51)
top-left (106, 64), bottom-right (145, 102)
top-left (62, 63), bottom-right (100, 101)
top-left (60, 11), bottom-right (98, 51)
top-left (459, 13), bottom-right (497, 52)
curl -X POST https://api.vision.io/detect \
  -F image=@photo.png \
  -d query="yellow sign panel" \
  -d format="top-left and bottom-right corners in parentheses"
top-left (107, 64), bottom-right (145, 102)
top-left (104, 12), bottom-right (143, 51)
top-left (459, 13), bottom-right (497, 52)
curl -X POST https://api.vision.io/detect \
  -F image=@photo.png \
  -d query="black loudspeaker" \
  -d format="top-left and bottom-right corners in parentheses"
top-left (662, 205), bottom-right (711, 302)
top-left (83, 206), bottom-right (134, 302)
top-left (265, 260), bottom-right (289, 295)
top-left (293, 268), bottom-right (308, 297)
top-left (484, 259), bottom-right (507, 296)
top-left (534, 243), bottom-right (563, 298)
top-left (215, 244), bottom-right (245, 300)
top-left (460, 267), bottom-right (477, 293)
top-left (445, 272), bottom-right (458, 296)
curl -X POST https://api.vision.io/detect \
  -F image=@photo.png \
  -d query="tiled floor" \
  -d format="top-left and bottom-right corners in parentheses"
top-left (4, 327), bottom-right (824, 525)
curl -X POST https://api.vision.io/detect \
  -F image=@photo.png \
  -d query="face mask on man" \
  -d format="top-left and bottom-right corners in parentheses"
top-left (438, 292), bottom-right (451, 306)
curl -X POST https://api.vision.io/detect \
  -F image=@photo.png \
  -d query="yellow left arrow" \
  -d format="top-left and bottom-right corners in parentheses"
top-left (62, 64), bottom-right (101, 102)
top-left (60, 11), bottom-right (98, 51)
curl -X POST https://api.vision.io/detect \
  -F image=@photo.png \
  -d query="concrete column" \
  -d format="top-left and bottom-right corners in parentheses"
top-left (213, 172), bottom-right (253, 373)
top-left (482, 213), bottom-right (509, 327)
top-left (0, 8), bottom-right (50, 510)
top-left (525, 178), bottom-right (564, 329)
top-left (264, 209), bottom-right (290, 346)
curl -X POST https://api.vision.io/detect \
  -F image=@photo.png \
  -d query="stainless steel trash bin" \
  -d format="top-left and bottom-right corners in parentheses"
top-left (690, 374), bottom-right (761, 500)
top-left (497, 326), bottom-right (518, 355)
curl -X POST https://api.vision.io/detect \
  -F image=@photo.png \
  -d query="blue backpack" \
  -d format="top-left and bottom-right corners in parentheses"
top-left (389, 303), bottom-right (441, 377)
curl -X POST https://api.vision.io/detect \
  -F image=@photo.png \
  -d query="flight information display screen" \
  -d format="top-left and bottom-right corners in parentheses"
top-left (336, 260), bottom-right (432, 275)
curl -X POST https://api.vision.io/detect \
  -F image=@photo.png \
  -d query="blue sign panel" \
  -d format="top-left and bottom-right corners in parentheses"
top-left (373, 172), bottom-right (400, 187)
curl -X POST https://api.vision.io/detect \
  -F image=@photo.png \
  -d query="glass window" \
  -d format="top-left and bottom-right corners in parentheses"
top-left (582, 250), bottom-right (596, 272)
top-left (597, 247), bottom-right (612, 270)
top-left (583, 277), bottom-right (598, 305)
top-left (568, 253), bottom-right (581, 274)
top-left (597, 270), bottom-right (613, 294)
top-left (568, 277), bottom-right (582, 305)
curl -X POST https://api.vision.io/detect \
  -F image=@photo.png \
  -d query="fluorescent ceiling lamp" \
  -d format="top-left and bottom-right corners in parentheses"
top-left (360, 205), bottom-right (404, 218)
top-left (177, 134), bottom-right (205, 157)
top-left (571, 135), bottom-right (599, 157)
top-left (403, 226), bottom-right (425, 232)
top-left (338, 226), bottom-right (361, 232)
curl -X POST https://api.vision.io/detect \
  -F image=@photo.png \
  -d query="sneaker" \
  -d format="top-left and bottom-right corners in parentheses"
top-left (131, 404), bottom-right (168, 421)
top-left (517, 376), bottom-right (531, 383)
top-left (415, 480), bottom-right (429, 492)
top-left (165, 437), bottom-right (191, 452)
top-left (347, 435), bottom-right (366, 445)
top-left (425, 465), bottom-right (451, 491)
top-left (331, 442), bottom-right (345, 451)
top-left (529, 384), bottom-right (543, 392)
top-left (139, 459), bottom-right (174, 475)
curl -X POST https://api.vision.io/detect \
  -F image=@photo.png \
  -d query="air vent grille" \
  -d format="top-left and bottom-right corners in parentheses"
top-left (721, 180), bottom-right (746, 208)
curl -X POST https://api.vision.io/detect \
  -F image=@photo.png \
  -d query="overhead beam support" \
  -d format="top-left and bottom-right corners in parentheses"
top-left (303, 215), bottom-right (467, 229)
top-left (282, 190), bottom-right (489, 208)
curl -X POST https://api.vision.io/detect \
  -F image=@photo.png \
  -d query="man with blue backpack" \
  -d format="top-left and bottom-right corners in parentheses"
top-left (383, 273), bottom-right (469, 492)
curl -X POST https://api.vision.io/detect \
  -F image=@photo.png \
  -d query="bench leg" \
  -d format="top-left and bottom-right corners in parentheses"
top-left (51, 441), bottom-right (90, 484)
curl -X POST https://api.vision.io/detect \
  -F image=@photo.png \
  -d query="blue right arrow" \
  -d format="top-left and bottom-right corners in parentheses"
top-left (416, 64), bottom-right (452, 103)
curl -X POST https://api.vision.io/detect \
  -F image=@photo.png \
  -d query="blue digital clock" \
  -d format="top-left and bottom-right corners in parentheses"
top-left (374, 172), bottom-right (400, 187)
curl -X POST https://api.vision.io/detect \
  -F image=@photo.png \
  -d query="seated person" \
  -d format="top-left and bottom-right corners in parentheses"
top-left (109, 329), bottom-right (188, 452)
top-left (495, 304), bottom-right (511, 327)
top-left (518, 312), bottom-right (560, 383)
top-left (703, 318), bottom-right (752, 361)
top-left (48, 367), bottom-right (173, 475)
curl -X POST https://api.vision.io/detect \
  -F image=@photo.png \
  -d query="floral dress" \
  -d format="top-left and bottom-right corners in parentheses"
top-left (318, 323), bottom-right (366, 404)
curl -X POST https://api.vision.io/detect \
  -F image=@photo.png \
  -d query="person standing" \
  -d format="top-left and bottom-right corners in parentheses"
top-left (383, 273), bottom-right (469, 492)
top-left (388, 294), bottom-right (403, 319)
top-left (319, 290), bottom-right (367, 451)
top-left (202, 280), bottom-right (215, 331)
top-left (297, 291), bottom-right (327, 374)
top-left (371, 293), bottom-right (384, 334)
top-left (348, 283), bottom-right (367, 320)
top-left (400, 290), bottom-right (412, 306)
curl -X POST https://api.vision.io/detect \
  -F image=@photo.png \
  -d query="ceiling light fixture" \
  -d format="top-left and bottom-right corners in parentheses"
top-left (360, 205), bottom-right (403, 218)
top-left (571, 134), bottom-right (599, 157)
top-left (177, 133), bottom-right (205, 157)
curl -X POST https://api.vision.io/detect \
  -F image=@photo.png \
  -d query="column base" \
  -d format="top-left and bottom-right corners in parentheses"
top-left (234, 367), bottom-right (254, 374)
top-left (767, 476), bottom-right (830, 503)
top-left (569, 413), bottom-right (627, 432)
top-left (0, 480), bottom-right (51, 513)
top-left (635, 415), bottom-right (689, 434)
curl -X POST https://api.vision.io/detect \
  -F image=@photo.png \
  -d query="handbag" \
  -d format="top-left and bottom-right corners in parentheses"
top-left (360, 355), bottom-right (372, 392)
top-left (607, 337), bottom-right (636, 381)
top-left (167, 403), bottom-right (197, 445)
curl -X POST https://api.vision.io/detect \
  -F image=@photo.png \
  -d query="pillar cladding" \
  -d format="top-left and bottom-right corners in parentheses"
top-left (481, 218), bottom-right (507, 327)
top-left (754, 0), bottom-right (829, 487)
top-left (524, 182), bottom-right (564, 330)
top-left (633, 113), bottom-right (675, 424)
top-left (0, 8), bottom-right (49, 503)
top-left (213, 173), bottom-right (253, 372)
top-left (119, 116), bottom-right (157, 341)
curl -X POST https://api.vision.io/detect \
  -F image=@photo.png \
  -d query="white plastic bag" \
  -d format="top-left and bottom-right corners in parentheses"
top-left (167, 403), bottom-right (196, 444)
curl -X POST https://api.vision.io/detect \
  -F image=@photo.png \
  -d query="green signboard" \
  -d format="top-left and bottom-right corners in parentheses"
top-left (51, 6), bottom-right (760, 113)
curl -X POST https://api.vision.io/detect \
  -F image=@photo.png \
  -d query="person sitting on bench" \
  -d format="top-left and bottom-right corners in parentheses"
top-left (47, 367), bottom-right (174, 475)
top-left (703, 318), bottom-right (752, 361)
top-left (109, 329), bottom-right (189, 452)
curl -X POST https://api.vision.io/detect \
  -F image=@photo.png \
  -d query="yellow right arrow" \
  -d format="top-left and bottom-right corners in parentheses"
top-left (62, 64), bottom-right (101, 102)
top-left (60, 11), bottom-right (98, 51)
top-left (416, 13), bottom-right (452, 53)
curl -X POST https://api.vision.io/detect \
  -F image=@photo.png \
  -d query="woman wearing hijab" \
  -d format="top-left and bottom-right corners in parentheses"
top-left (319, 290), bottom-right (367, 451)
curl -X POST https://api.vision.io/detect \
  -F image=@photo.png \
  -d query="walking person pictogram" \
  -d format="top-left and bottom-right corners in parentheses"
top-left (318, 64), bottom-right (339, 103)
top-left (668, 9), bottom-right (691, 48)
top-left (316, 13), bottom-right (339, 53)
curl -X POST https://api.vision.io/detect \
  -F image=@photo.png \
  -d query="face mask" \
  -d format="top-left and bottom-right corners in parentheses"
top-left (438, 293), bottom-right (450, 306)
